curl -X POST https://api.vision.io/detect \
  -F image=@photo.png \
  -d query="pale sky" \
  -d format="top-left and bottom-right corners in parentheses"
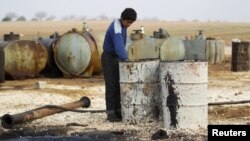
top-left (0, 0), bottom-right (250, 22)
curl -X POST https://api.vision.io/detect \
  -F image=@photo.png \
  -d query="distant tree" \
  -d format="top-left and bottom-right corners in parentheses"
top-left (16, 16), bottom-right (26, 21)
top-left (62, 16), bottom-right (69, 21)
top-left (79, 16), bottom-right (87, 21)
top-left (6, 12), bottom-right (17, 19)
top-left (178, 18), bottom-right (188, 22)
top-left (142, 17), bottom-right (159, 21)
top-left (46, 15), bottom-right (56, 21)
top-left (35, 11), bottom-right (47, 20)
top-left (68, 15), bottom-right (76, 20)
top-left (151, 16), bottom-right (159, 21)
top-left (192, 19), bottom-right (199, 22)
top-left (31, 18), bottom-right (38, 21)
top-left (2, 16), bottom-right (12, 22)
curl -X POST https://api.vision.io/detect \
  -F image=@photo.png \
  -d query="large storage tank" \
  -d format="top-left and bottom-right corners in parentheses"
top-left (205, 39), bottom-right (225, 64)
top-left (0, 40), bottom-right (48, 80)
top-left (127, 38), bottom-right (165, 60)
top-left (160, 38), bottom-right (186, 61)
top-left (159, 61), bottom-right (208, 129)
top-left (38, 33), bottom-right (63, 77)
top-left (127, 28), bottom-right (170, 61)
top-left (184, 39), bottom-right (206, 61)
top-left (184, 31), bottom-right (225, 63)
top-left (53, 29), bottom-right (102, 77)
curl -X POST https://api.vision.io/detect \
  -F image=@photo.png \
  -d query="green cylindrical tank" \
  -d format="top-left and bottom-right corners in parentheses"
top-left (205, 40), bottom-right (225, 64)
top-left (53, 30), bottom-right (102, 77)
top-left (127, 38), bottom-right (165, 60)
top-left (160, 38), bottom-right (186, 61)
top-left (0, 40), bottom-right (48, 80)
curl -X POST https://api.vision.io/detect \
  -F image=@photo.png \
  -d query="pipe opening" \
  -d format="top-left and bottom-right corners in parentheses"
top-left (1, 114), bottom-right (14, 129)
top-left (80, 96), bottom-right (91, 108)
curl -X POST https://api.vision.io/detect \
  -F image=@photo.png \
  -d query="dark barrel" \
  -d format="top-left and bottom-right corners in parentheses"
top-left (38, 38), bottom-right (63, 77)
top-left (231, 41), bottom-right (250, 71)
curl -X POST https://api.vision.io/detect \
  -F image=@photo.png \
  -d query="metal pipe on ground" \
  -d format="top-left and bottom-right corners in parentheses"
top-left (1, 96), bottom-right (91, 129)
top-left (208, 100), bottom-right (250, 106)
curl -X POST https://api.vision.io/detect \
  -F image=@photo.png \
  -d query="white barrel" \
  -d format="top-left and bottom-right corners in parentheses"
top-left (159, 61), bottom-right (208, 129)
top-left (119, 59), bottom-right (161, 124)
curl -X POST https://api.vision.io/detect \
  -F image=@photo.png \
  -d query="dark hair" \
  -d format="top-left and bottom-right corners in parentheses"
top-left (121, 8), bottom-right (137, 21)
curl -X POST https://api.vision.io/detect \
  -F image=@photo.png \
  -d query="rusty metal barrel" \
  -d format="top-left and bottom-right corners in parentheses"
top-left (1, 96), bottom-right (91, 129)
top-left (159, 61), bottom-right (208, 129)
top-left (0, 40), bottom-right (48, 80)
top-left (231, 41), bottom-right (250, 71)
top-left (53, 29), bottom-right (102, 77)
top-left (119, 59), bottom-right (161, 124)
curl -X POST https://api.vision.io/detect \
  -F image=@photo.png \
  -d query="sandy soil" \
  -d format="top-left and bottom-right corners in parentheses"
top-left (0, 47), bottom-right (249, 141)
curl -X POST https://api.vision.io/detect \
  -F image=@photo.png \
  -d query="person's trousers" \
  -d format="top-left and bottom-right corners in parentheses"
top-left (101, 52), bottom-right (121, 113)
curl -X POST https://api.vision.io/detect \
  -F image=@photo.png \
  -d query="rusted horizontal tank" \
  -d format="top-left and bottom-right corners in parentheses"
top-left (0, 40), bottom-right (48, 80)
top-left (38, 34), bottom-right (63, 77)
top-left (53, 29), bottom-right (102, 77)
top-left (159, 61), bottom-right (208, 129)
top-left (1, 96), bottom-right (91, 129)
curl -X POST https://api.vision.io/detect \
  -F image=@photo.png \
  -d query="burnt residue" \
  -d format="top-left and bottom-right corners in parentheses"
top-left (152, 104), bottom-right (161, 120)
top-left (164, 72), bottom-right (179, 128)
top-left (0, 125), bottom-right (138, 141)
top-left (126, 63), bottom-right (134, 75)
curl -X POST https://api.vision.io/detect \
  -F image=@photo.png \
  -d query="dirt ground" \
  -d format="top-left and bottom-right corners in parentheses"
top-left (0, 47), bottom-right (250, 141)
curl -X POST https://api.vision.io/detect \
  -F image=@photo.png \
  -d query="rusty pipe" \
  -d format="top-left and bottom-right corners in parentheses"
top-left (1, 96), bottom-right (90, 129)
